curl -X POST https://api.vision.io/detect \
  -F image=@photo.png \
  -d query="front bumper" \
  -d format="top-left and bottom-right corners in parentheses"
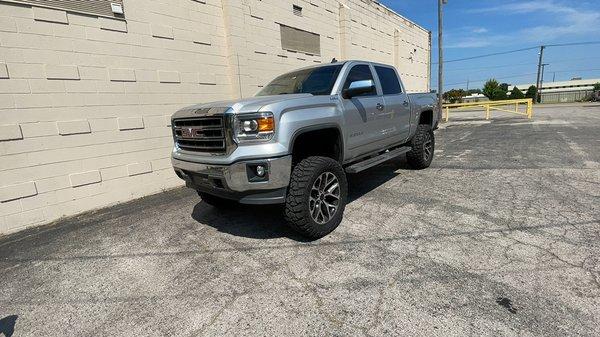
top-left (172, 155), bottom-right (292, 204)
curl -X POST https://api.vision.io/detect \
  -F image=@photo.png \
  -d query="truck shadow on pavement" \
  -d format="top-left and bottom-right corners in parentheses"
top-left (191, 158), bottom-right (408, 241)
top-left (0, 315), bottom-right (18, 337)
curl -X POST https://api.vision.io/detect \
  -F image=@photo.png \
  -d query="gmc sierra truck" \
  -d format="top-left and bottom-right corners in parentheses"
top-left (171, 60), bottom-right (439, 238)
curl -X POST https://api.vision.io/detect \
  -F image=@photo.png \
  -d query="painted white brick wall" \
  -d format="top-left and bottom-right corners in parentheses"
top-left (0, 0), bottom-right (430, 234)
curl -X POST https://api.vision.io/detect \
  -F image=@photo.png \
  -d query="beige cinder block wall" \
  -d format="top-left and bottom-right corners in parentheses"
top-left (0, 0), bottom-right (430, 234)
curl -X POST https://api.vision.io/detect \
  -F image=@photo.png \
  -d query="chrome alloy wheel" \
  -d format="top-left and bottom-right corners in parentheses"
top-left (309, 172), bottom-right (340, 224)
top-left (423, 132), bottom-right (433, 161)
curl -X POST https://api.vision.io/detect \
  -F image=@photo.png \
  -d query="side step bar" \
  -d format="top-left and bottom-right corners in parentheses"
top-left (345, 146), bottom-right (411, 174)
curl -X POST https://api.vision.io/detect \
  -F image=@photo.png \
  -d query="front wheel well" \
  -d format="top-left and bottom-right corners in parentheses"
top-left (291, 128), bottom-right (342, 164)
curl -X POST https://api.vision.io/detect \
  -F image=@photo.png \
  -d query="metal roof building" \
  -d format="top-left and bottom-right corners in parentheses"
top-left (511, 78), bottom-right (600, 103)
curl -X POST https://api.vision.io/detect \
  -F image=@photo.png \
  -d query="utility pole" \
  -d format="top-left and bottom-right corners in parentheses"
top-left (535, 45), bottom-right (545, 103)
top-left (539, 63), bottom-right (549, 102)
top-left (437, 0), bottom-right (447, 117)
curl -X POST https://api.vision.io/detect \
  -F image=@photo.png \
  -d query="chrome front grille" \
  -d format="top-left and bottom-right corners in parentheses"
top-left (173, 117), bottom-right (226, 153)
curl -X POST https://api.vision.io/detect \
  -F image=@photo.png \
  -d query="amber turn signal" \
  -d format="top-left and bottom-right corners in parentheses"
top-left (257, 116), bottom-right (274, 132)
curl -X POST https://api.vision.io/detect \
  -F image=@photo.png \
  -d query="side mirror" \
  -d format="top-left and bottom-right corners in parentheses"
top-left (342, 79), bottom-right (375, 99)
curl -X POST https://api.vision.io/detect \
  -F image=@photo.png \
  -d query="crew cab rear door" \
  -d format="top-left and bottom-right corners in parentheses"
top-left (373, 65), bottom-right (411, 143)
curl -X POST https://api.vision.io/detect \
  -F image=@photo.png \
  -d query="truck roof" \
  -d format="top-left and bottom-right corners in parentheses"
top-left (292, 60), bottom-right (395, 72)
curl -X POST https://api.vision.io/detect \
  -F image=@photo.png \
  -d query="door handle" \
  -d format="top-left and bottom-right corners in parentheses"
top-left (376, 103), bottom-right (384, 111)
top-left (403, 101), bottom-right (409, 107)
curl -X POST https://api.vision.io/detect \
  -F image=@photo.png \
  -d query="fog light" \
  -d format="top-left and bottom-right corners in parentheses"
top-left (256, 165), bottom-right (266, 177)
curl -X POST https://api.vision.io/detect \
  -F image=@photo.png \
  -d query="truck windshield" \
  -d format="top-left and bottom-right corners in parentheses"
top-left (256, 64), bottom-right (343, 96)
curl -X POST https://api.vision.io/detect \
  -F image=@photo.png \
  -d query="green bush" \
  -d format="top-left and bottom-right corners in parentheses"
top-left (443, 89), bottom-right (466, 103)
top-left (525, 85), bottom-right (537, 99)
top-left (483, 79), bottom-right (508, 101)
top-left (510, 86), bottom-right (525, 99)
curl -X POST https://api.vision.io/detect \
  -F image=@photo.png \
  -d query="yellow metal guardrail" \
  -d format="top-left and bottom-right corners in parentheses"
top-left (442, 98), bottom-right (533, 122)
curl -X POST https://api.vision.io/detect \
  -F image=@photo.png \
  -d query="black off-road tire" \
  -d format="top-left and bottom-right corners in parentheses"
top-left (406, 124), bottom-right (435, 169)
top-left (284, 156), bottom-right (348, 239)
top-left (198, 192), bottom-right (233, 208)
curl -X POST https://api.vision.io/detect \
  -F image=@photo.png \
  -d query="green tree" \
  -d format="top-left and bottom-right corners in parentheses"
top-left (524, 85), bottom-right (537, 99)
top-left (510, 86), bottom-right (525, 99)
top-left (499, 83), bottom-right (509, 92)
top-left (482, 79), bottom-right (499, 99)
top-left (443, 89), bottom-right (466, 103)
top-left (482, 79), bottom-right (507, 101)
top-left (594, 82), bottom-right (600, 91)
top-left (497, 90), bottom-right (508, 100)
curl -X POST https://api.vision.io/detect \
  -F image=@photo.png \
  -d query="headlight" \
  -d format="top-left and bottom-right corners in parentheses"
top-left (233, 112), bottom-right (275, 143)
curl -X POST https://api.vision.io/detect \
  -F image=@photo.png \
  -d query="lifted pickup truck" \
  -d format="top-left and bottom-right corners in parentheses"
top-left (171, 60), bottom-right (438, 238)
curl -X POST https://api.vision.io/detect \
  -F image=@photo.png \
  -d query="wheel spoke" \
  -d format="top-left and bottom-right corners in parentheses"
top-left (323, 200), bottom-right (337, 211)
top-left (326, 182), bottom-right (339, 194)
top-left (318, 206), bottom-right (325, 222)
top-left (311, 202), bottom-right (320, 219)
top-left (320, 174), bottom-right (328, 192)
top-left (321, 202), bottom-right (330, 221)
top-left (324, 193), bottom-right (339, 201)
top-left (325, 173), bottom-right (335, 189)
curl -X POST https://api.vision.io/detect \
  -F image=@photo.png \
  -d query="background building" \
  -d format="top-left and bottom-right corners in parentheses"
top-left (512, 78), bottom-right (600, 103)
top-left (0, 0), bottom-right (431, 234)
top-left (462, 93), bottom-right (488, 103)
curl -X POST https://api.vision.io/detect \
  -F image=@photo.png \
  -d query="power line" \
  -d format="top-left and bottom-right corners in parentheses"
top-left (437, 41), bottom-right (600, 90)
top-left (545, 41), bottom-right (600, 47)
top-left (446, 62), bottom-right (536, 73)
top-left (551, 68), bottom-right (600, 73)
top-left (432, 41), bottom-right (600, 65)
top-left (445, 56), bottom-right (600, 73)
top-left (445, 72), bottom-right (537, 86)
top-left (547, 56), bottom-right (600, 64)
top-left (445, 67), bottom-right (600, 88)
top-left (432, 46), bottom-right (538, 64)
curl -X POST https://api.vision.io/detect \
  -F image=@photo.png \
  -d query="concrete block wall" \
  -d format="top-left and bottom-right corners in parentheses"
top-left (232, 0), bottom-right (430, 97)
top-left (0, 0), bottom-right (230, 234)
top-left (0, 0), bottom-right (430, 234)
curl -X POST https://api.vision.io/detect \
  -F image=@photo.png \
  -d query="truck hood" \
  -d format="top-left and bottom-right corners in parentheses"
top-left (172, 94), bottom-right (313, 119)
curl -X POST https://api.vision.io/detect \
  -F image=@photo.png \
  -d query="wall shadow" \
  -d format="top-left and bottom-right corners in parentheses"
top-left (191, 157), bottom-right (409, 241)
top-left (0, 315), bottom-right (18, 337)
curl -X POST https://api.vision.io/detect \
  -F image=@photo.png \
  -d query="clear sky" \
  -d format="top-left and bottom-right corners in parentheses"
top-left (380, 0), bottom-right (600, 92)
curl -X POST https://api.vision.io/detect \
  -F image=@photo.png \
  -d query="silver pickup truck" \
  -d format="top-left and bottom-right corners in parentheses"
top-left (171, 60), bottom-right (438, 238)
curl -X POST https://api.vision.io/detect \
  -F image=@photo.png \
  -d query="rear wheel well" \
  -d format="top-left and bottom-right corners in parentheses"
top-left (291, 128), bottom-right (342, 164)
top-left (419, 110), bottom-right (433, 125)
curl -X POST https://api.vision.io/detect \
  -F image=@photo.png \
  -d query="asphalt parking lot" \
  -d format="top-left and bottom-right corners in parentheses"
top-left (1, 104), bottom-right (599, 336)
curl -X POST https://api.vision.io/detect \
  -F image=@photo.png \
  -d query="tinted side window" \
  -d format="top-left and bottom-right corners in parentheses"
top-left (375, 66), bottom-right (402, 95)
top-left (342, 65), bottom-right (376, 96)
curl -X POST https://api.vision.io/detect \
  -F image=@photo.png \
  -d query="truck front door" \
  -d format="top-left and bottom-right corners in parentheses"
top-left (340, 64), bottom-right (386, 159)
